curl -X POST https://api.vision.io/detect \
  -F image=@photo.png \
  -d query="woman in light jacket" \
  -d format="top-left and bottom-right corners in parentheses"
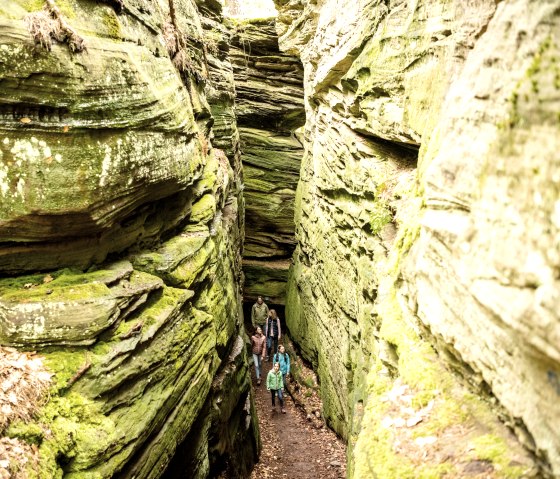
top-left (251, 326), bottom-right (266, 385)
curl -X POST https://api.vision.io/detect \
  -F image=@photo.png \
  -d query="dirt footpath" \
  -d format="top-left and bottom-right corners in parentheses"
top-left (249, 360), bottom-right (346, 479)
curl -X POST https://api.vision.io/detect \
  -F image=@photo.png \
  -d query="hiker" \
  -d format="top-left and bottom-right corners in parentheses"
top-left (264, 309), bottom-right (281, 360)
top-left (251, 326), bottom-right (266, 385)
top-left (267, 362), bottom-right (285, 413)
top-left (273, 344), bottom-right (290, 390)
top-left (251, 296), bottom-right (269, 330)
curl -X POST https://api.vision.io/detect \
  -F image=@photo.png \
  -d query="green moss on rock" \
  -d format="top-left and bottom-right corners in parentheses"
top-left (369, 202), bottom-right (392, 234)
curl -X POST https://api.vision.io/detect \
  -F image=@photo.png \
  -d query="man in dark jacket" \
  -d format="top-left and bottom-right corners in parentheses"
top-left (251, 296), bottom-right (269, 330)
top-left (264, 309), bottom-right (281, 360)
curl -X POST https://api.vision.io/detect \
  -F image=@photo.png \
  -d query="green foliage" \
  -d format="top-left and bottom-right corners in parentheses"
top-left (303, 377), bottom-right (315, 389)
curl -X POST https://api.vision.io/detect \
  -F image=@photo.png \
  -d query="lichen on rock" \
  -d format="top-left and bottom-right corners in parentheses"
top-left (277, 0), bottom-right (560, 477)
top-left (229, 17), bottom-right (305, 304)
top-left (0, 0), bottom-right (257, 477)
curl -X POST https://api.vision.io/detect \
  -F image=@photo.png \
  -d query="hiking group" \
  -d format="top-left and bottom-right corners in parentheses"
top-left (250, 296), bottom-right (291, 414)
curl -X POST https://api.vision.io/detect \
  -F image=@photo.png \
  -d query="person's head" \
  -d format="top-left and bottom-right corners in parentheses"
top-left (256, 326), bottom-right (262, 335)
top-left (257, 296), bottom-right (263, 305)
top-left (279, 345), bottom-right (285, 354)
top-left (273, 362), bottom-right (280, 372)
top-left (269, 309), bottom-right (277, 319)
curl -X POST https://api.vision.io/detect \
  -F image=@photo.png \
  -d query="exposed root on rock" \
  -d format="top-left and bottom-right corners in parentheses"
top-left (164, 20), bottom-right (207, 84)
top-left (164, 0), bottom-right (210, 85)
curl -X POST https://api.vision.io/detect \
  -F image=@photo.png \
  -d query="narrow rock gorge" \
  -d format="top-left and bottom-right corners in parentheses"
top-left (1, 0), bottom-right (559, 478)
top-left (229, 17), bottom-right (304, 305)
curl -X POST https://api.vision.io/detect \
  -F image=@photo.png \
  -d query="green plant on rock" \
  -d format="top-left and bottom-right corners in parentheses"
top-left (303, 377), bottom-right (315, 389)
top-left (101, 7), bottom-right (122, 39)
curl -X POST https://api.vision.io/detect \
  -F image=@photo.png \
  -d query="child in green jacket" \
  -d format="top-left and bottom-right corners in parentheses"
top-left (267, 362), bottom-right (285, 413)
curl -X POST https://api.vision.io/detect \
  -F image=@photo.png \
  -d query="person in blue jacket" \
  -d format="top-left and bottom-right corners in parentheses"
top-left (273, 344), bottom-right (290, 390)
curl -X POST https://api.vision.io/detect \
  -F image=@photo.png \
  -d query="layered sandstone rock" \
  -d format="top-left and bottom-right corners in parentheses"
top-left (278, 0), bottom-right (559, 477)
top-left (229, 18), bottom-right (304, 304)
top-left (0, 0), bottom-right (257, 477)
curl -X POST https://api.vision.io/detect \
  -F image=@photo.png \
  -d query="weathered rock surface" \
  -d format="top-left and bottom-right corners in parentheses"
top-left (278, 0), bottom-right (559, 477)
top-left (229, 18), bottom-right (304, 304)
top-left (0, 0), bottom-right (257, 477)
top-left (0, 0), bottom-right (213, 273)
top-left (0, 261), bottom-right (162, 346)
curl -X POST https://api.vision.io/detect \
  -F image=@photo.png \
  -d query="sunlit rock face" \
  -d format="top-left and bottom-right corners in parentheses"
top-left (0, 0), bottom-right (257, 477)
top-left (278, 0), bottom-right (559, 477)
top-left (0, 0), bottom-right (210, 273)
top-left (229, 18), bottom-right (304, 305)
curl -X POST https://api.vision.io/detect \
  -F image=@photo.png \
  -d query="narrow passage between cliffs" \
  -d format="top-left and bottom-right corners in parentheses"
top-left (246, 345), bottom-right (346, 479)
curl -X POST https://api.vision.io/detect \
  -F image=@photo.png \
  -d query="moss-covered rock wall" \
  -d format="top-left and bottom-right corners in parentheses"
top-left (277, 0), bottom-right (560, 477)
top-left (229, 17), bottom-right (304, 305)
top-left (0, 0), bottom-right (258, 477)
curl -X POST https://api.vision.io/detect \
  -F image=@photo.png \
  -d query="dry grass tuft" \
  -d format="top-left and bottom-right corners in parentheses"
top-left (204, 37), bottom-right (219, 57)
top-left (24, 0), bottom-right (86, 53)
top-left (215, 148), bottom-right (229, 168)
top-left (24, 10), bottom-right (62, 51)
top-left (198, 131), bottom-right (209, 156)
top-left (215, 149), bottom-right (231, 186)
top-left (172, 48), bottom-right (196, 76)
top-left (0, 437), bottom-right (39, 479)
top-left (163, 21), bottom-right (178, 57)
top-left (0, 347), bottom-right (52, 433)
top-left (164, 17), bottom-right (207, 84)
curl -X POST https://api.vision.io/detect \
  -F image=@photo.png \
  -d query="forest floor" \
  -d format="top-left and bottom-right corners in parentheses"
top-left (249, 346), bottom-right (346, 479)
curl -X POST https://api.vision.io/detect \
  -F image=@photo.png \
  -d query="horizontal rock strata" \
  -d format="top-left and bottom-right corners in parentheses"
top-left (0, 0), bottom-right (257, 477)
top-left (278, 0), bottom-right (559, 477)
top-left (229, 18), bottom-right (304, 304)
